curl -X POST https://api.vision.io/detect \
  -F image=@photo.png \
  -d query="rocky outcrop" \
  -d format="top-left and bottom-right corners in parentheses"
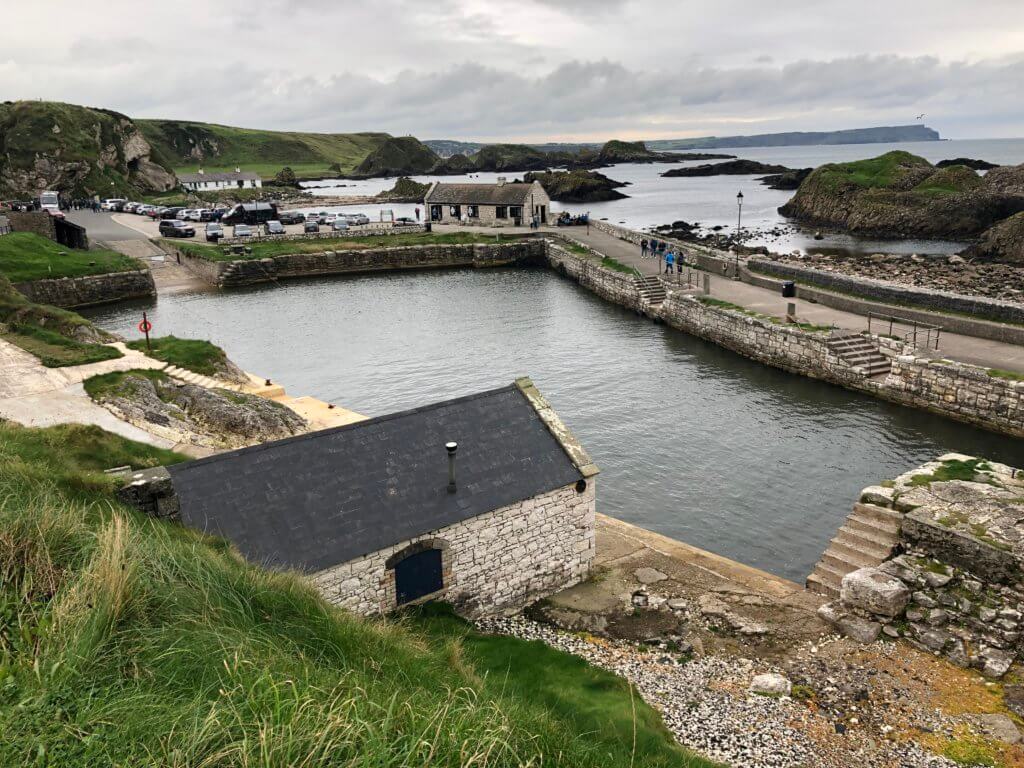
top-left (592, 140), bottom-right (682, 165)
top-left (353, 137), bottom-right (440, 178)
top-left (779, 152), bottom-right (1024, 238)
top-left (523, 169), bottom-right (628, 202)
top-left (376, 176), bottom-right (430, 202)
top-left (936, 157), bottom-right (999, 171)
top-left (661, 159), bottom-right (796, 177)
top-left (0, 101), bottom-right (176, 196)
top-left (758, 168), bottom-right (812, 190)
top-left (91, 371), bottom-right (307, 449)
top-left (967, 212), bottom-right (1024, 263)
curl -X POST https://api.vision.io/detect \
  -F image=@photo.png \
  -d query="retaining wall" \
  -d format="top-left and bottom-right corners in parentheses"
top-left (172, 239), bottom-right (546, 287)
top-left (215, 223), bottom-right (428, 247)
top-left (13, 269), bottom-right (155, 308)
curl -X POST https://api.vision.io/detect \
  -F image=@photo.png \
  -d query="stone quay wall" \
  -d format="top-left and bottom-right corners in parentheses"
top-left (312, 480), bottom-right (596, 617)
top-left (817, 458), bottom-right (1024, 677)
top-left (172, 239), bottom-right (546, 288)
top-left (546, 243), bottom-right (1024, 437)
top-left (215, 223), bottom-right (429, 247)
top-left (13, 269), bottom-right (155, 308)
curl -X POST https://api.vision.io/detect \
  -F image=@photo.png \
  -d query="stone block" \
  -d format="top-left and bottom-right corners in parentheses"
top-left (818, 602), bottom-right (881, 643)
top-left (750, 673), bottom-right (791, 697)
top-left (841, 567), bottom-right (911, 618)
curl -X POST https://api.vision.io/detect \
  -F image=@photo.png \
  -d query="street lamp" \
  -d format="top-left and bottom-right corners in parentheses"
top-left (734, 191), bottom-right (744, 278)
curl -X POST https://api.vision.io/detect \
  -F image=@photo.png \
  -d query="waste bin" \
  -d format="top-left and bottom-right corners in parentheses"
top-left (782, 281), bottom-right (796, 298)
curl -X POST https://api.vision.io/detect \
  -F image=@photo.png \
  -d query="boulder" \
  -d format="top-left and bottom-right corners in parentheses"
top-left (750, 673), bottom-right (791, 697)
top-left (840, 567), bottom-right (911, 618)
top-left (975, 713), bottom-right (1022, 744)
top-left (817, 602), bottom-right (881, 643)
top-left (634, 567), bottom-right (669, 585)
top-left (980, 647), bottom-right (1015, 678)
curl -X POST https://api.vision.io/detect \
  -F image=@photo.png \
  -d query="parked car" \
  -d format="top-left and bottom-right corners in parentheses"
top-left (205, 223), bottom-right (224, 242)
top-left (264, 220), bottom-right (285, 235)
top-left (149, 207), bottom-right (168, 219)
top-left (303, 220), bottom-right (320, 233)
top-left (222, 202), bottom-right (277, 226)
top-left (330, 219), bottom-right (348, 232)
top-left (161, 207), bottom-right (185, 220)
top-left (158, 219), bottom-right (195, 238)
top-left (345, 213), bottom-right (370, 225)
top-left (207, 209), bottom-right (225, 221)
top-left (122, 202), bottom-right (138, 213)
top-left (323, 214), bottom-right (338, 226)
top-left (101, 198), bottom-right (126, 211)
top-left (233, 224), bottom-right (253, 238)
top-left (395, 216), bottom-right (416, 225)
top-left (278, 210), bottom-right (305, 225)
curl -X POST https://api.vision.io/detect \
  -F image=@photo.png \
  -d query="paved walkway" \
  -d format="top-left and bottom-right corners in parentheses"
top-left (562, 225), bottom-right (1024, 373)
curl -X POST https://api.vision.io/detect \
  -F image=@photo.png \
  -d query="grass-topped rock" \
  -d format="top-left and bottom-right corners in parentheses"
top-left (84, 369), bottom-right (306, 449)
top-left (125, 335), bottom-right (248, 382)
top-left (524, 169), bottom-right (629, 202)
top-left (779, 151), bottom-right (1024, 238)
top-left (0, 419), bottom-right (710, 767)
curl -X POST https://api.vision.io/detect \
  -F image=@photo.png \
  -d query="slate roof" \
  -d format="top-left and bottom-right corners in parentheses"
top-left (179, 171), bottom-right (261, 183)
top-left (166, 384), bottom-right (585, 573)
top-left (424, 182), bottom-right (539, 205)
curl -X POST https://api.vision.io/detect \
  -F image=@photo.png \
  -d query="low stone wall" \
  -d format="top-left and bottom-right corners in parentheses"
top-left (546, 242), bottom-right (643, 312)
top-left (215, 223), bottom-right (428, 247)
top-left (7, 211), bottom-right (56, 240)
top-left (13, 269), bottom-right (155, 308)
top-left (174, 239), bottom-right (546, 287)
top-left (748, 259), bottom-right (1024, 326)
top-left (312, 480), bottom-right (596, 617)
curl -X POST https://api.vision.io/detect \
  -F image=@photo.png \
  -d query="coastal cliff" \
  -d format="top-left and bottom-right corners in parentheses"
top-left (778, 151), bottom-right (1024, 238)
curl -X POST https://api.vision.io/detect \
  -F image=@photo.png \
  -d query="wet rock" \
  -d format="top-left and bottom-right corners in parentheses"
top-left (750, 672), bottom-right (791, 697)
top-left (841, 568), bottom-right (911, 618)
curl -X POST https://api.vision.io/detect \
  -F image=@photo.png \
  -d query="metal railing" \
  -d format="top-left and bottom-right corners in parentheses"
top-left (867, 311), bottom-right (942, 350)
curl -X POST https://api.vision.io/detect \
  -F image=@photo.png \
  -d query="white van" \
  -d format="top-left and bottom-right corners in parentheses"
top-left (39, 190), bottom-right (61, 213)
top-left (101, 198), bottom-right (127, 211)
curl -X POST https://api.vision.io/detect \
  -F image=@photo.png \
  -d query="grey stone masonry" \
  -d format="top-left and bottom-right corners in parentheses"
top-left (311, 480), bottom-right (597, 617)
top-left (816, 455), bottom-right (1024, 677)
top-left (14, 269), bottom-right (155, 309)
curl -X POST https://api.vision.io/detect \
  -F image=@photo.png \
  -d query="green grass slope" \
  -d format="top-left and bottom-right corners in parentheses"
top-left (0, 420), bottom-right (715, 768)
top-left (138, 119), bottom-right (391, 178)
top-left (0, 232), bottom-right (140, 283)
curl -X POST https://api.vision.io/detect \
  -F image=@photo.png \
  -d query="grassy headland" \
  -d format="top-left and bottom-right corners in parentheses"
top-left (166, 231), bottom-right (534, 261)
top-left (0, 419), bottom-right (712, 767)
top-left (124, 335), bottom-right (232, 377)
top-left (0, 233), bottom-right (141, 283)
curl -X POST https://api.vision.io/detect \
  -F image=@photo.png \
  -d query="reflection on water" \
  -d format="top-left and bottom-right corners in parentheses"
top-left (84, 268), bottom-right (1024, 581)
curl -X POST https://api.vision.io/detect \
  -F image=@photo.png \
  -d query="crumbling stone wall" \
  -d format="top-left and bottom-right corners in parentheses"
top-left (312, 480), bottom-right (596, 617)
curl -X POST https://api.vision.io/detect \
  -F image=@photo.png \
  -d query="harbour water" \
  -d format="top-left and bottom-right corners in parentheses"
top-left (300, 137), bottom-right (1024, 257)
top-left (84, 266), bottom-right (1024, 582)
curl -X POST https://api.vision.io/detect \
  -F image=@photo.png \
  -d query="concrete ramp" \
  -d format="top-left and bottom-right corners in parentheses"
top-left (101, 239), bottom-right (168, 260)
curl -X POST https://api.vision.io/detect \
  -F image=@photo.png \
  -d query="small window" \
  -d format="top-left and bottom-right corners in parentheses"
top-left (510, 206), bottom-right (522, 220)
top-left (495, 206), bottom-right (507, 219)
top-left (467, 205), bottom-right (479, 218)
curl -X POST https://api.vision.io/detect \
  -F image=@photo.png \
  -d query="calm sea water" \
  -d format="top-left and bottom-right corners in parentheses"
top-left (301, 138), bottom-right (1024, 257)
top-left (83, 268), bottom-right (1024, 582)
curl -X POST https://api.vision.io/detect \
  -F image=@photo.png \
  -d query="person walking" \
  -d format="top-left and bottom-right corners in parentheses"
top-left (648, 238), bottom-right (658, 259)
top-left (640, 238), bottom-right (648, 257)
top-left (664, 250), bottom-right (675, 275)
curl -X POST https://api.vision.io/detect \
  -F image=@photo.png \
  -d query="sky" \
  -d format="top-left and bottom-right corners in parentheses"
top-left (3, 0), bottom-right (1023, 142)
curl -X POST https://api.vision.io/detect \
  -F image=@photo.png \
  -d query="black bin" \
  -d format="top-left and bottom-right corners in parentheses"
top-left (781, 281), bottom-right (796, 298)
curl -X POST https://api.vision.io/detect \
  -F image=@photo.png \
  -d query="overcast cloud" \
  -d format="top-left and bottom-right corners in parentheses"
top-left (4, 0), bottom-right (1023, 140)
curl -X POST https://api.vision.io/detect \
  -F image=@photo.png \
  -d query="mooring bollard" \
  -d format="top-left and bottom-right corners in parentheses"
top-left (787, 302), bottom-right (796, 318)
top-left (702, 273), bottom-right (710, 295)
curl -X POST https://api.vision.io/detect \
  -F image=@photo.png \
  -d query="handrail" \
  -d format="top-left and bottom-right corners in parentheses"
top-left (867, 311), bottom-right (942, 351)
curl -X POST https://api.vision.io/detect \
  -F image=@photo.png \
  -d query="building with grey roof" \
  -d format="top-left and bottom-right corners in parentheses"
top-left (424, 179), bottom-right (550, 227)
top-left (119, 378), bottom-right (597, 616)
top-left (179, 168), bottom-right (262, 192)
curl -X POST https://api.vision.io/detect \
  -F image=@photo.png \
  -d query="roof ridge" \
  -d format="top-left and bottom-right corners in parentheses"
top-left (170, 383), bottom-right (520, 473)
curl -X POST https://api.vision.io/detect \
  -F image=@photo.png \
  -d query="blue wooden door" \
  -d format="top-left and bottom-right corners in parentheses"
top-left (395, 549), bottom-right (443, 605)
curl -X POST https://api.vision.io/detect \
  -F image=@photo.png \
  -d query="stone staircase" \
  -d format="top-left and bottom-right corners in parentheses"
top-left (634, 274), bottom-right (667, 308)
top-left (806, 502), bottom-right (902, 599)
top-left (218, 258), bottom-right (277, 287)
top-left (162, 364), bottom-right (243, 392)
top-left (827, 334), bottom-right (891, 377)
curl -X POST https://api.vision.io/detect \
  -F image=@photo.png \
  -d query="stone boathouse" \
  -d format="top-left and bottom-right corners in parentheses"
top-left (120, 378), bottom-right (598, 616)
top-left (424, 180), bottom-right (551, 227)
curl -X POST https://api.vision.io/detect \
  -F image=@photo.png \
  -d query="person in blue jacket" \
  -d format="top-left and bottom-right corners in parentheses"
top-left (664, 250), bottom-right (675, 274)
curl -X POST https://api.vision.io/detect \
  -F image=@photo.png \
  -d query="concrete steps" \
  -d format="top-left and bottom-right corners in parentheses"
top-left (806, 502), bottom-right (901, 599)
top-left (634, 275), bottom-right (666, 307)
top-left (827, 334), bottom-right (891, 378)
top-left (162, 364), bottom-right (243, 392)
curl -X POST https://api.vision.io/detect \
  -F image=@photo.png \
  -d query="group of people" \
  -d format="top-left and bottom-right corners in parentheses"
top-left (640, 237), bottom-right (683, 274)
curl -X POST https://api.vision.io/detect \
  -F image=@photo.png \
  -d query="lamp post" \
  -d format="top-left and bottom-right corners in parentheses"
top-left (734, 191), bottom-right (744, 279)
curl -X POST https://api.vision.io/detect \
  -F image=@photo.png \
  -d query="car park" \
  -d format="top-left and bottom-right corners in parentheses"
top-left (264, 220), bottom-right (285, 235)
top-left (205, 223), bottom-right (224, 242)
top-left (303, 220), bottom-right (320, 233)
top-left (233, 224), bottom-right (253, 238)
top-left (158, 219), bottom-right (195, 238)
